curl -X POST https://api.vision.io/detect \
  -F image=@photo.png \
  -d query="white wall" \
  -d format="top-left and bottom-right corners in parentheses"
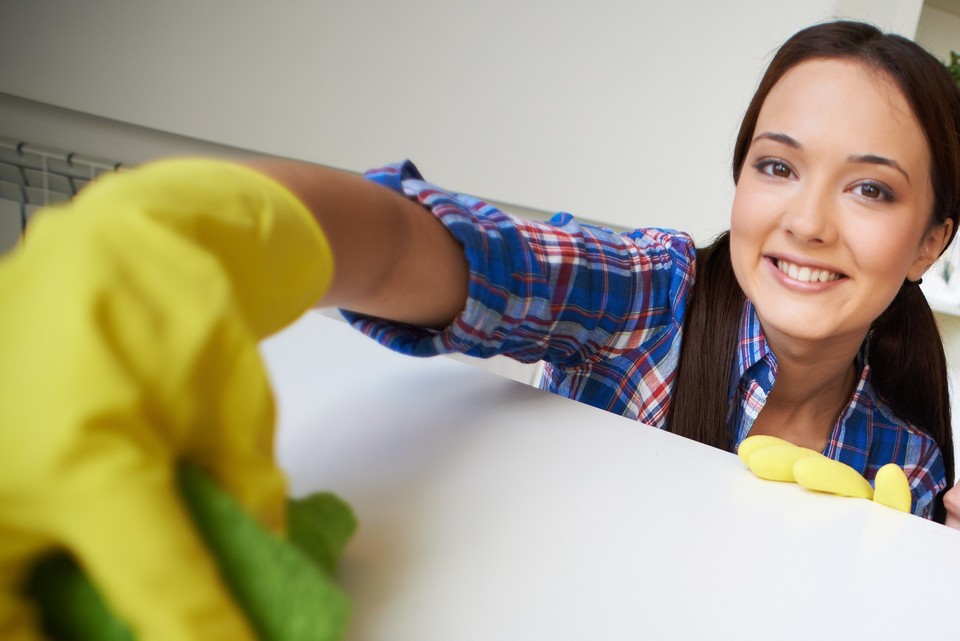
top-left (836, 0), bottom-right (925, 34)
top-left (0, 0), bottom-right (851, 242)
top-left (916, 4), bottom-right (960, 60)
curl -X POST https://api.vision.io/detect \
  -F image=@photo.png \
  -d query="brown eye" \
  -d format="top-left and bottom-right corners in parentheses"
top-left (754, 159), bottom-right (794, 179)
top-left (852, 181), bottom-right (894, 202)
top-left (771, 162), bottom-right (791, 178)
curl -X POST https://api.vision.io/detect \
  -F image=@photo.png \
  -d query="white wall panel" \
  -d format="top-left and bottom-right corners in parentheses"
top-left (0, 1), bottom-right (845, 240)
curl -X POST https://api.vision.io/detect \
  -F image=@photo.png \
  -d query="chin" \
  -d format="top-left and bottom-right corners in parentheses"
top-left (755, 304), bottom-right (848, 343)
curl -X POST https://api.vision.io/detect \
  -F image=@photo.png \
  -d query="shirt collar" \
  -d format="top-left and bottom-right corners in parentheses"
top-left (732, 300), bottom-right (776, 385)
top-left (733, 299), bottom-right (870, 380)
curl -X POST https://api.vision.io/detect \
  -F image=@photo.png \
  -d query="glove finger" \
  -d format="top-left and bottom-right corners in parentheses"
top-left (58, 467), bottom-right (257, 641)
top-left (737, 434), bottom-right (796, 465)
top-left (873, 464), bottom-right (912, 513)
top-left (746, 443), bottom-right (821, 482)
top-left (793, 456), bottom-right (874, 500)
top-left (185, 317), bottom-right (287, 533)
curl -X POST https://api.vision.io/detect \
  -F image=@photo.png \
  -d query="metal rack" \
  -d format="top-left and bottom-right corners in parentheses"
top-left (0, 136), bottom-right (121, 254)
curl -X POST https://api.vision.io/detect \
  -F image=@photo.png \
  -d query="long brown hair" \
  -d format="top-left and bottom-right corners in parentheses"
top-left (668, 21), bottom-right (959, 493)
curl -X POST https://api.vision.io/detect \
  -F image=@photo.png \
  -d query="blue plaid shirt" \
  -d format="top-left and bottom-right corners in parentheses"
top-left (345, 160), bottom-right (946, 518)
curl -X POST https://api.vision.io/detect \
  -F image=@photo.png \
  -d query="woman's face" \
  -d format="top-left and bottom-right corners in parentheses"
top-left (729, 57), bottom-right (949, 350)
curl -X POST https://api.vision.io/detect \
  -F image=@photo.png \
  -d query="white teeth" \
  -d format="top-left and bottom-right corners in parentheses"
top-left (775, 259), bottom-right (841, 283)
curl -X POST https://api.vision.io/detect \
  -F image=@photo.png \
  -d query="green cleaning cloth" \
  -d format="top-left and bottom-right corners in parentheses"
top-left (26, 465), bottom-right (357, 641)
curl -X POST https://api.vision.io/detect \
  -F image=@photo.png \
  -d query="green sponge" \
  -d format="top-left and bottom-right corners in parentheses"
top-left (26, 465), bottom-right (357, 641)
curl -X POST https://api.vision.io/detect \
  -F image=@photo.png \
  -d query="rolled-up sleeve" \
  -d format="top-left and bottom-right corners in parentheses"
top-left (343, 161), bottom-right (696, 371)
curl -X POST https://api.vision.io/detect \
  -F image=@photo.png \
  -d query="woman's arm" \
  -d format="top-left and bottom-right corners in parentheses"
top-left (249, 158), bottom-right (469, 328)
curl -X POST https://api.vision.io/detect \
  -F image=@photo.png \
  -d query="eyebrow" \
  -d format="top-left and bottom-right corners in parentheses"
top-left (752, 131), bottom-right (801, 150)
top-left (751, 131), bottom-right (911, 183)
top-left (847, 154), bottom-right (911, 184)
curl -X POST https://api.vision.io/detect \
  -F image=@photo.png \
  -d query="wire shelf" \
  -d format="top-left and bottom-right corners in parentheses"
top-left (0, 136), bottom-right (122, 255)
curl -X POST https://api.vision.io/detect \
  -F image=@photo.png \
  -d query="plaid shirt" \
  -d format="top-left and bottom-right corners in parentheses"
top-left (345, 160), bottom-right (946, 518)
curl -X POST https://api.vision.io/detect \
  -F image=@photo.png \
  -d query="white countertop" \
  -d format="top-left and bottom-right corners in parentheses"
top-left (262, 311), bottom-right (960, 641)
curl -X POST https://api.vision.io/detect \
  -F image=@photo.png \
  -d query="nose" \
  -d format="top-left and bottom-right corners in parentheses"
top-left (781, 181), bottom-right (838, 245)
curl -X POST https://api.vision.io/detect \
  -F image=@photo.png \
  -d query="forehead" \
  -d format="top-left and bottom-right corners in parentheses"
top-left (755, 57), bottom-right (929, 166)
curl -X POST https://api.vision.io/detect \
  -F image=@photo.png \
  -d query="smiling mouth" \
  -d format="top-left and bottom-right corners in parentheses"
top-left (774, 258), bottom-right (845, 283)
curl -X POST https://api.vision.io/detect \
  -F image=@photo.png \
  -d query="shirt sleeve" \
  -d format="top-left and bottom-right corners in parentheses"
top-left (342, 161), bottom-right (696, 369)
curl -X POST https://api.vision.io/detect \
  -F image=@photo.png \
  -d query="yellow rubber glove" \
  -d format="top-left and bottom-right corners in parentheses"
top-left (738, 435), bottom-right (912, 513)
top-left (0, 159), bottom-right (333, 641)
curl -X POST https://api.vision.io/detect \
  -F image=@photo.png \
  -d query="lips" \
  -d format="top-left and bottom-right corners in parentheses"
top-left (773, 258), bottom-right (844, 283)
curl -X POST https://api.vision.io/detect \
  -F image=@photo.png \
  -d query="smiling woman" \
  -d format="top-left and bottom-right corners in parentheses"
top-left (670, 21), bottom-right (960, 521)
top-left (729, 55), bottom-right (949, 461)
top-left (733, 58), bottom-right (942, 349)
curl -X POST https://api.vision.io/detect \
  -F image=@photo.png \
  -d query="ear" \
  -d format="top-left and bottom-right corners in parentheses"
top-left (908, 219), bottom-right (954, 282)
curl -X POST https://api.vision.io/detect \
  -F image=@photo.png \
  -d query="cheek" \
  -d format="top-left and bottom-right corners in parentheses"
top-left (727, 193), bottom-right (759, 290)
top-left (729, 185), bottom-right (769, 250)
top-left (844, 218), bottom-right (921, 281)
top-left (730, 178), bottom-right (778, 233)
top-left (729, 189), bottom-right (751, 241)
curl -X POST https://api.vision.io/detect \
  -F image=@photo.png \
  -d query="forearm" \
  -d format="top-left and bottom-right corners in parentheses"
top-left (248, 158), bottom-right (469, 328)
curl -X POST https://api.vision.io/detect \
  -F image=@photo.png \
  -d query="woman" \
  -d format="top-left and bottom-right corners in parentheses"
top-left (3, 18), bottom-right (959, 641)
top-left (304, 20), bottom-right (958, 519)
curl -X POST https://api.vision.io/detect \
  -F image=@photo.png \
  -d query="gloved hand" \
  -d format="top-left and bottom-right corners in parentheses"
top-left (0, 159), bottom-right (333, 641)
top-left (738, 435), bottom-right (913, 513)
top-left (27, 465), bottom-right (356, 641)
